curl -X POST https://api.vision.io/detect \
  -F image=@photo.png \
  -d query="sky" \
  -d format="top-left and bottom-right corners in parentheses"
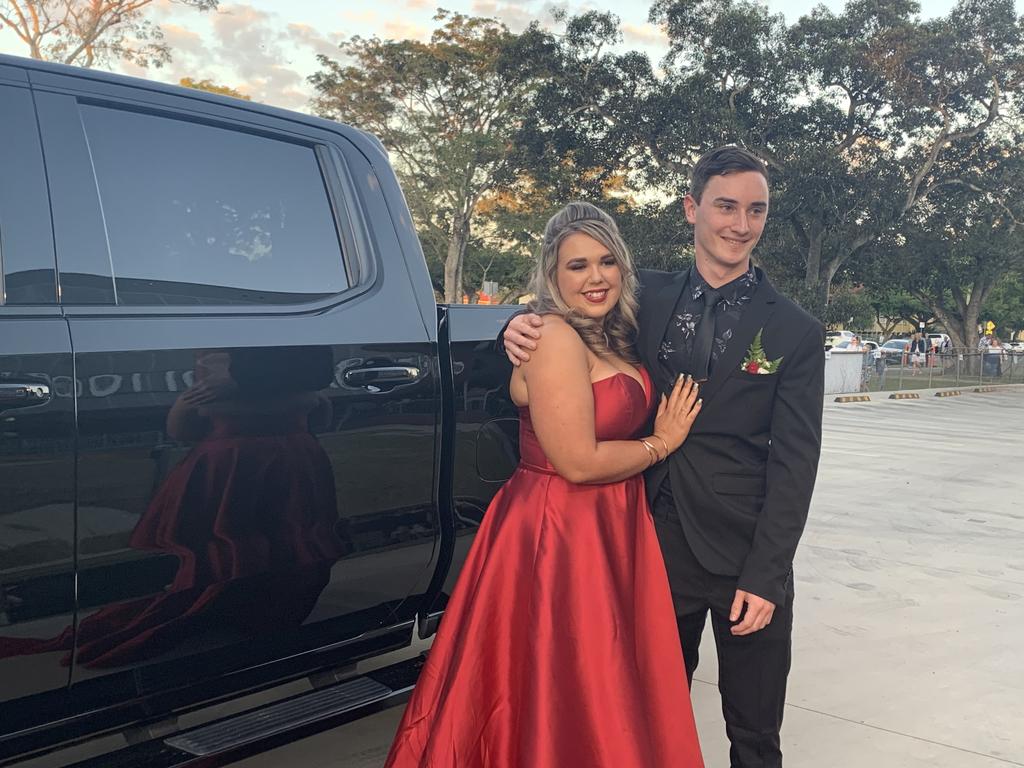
top-left (0, 0), bottom-right (1018, 111)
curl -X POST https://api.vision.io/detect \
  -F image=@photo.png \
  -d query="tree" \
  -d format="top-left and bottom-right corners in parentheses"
top-left (666, 0), bottom-right (1024, 311)
top-left (518, 0), bottom-right (1024, 317)
top-left (179, 78), bottom-right (250, 100)
top-left (983, 272), bottom-right (1024, 338)
top-left (897, 149), bottom-right (1024, 350)
top-left (0, 0), bottom-right (217, 68)
top-left (862, 285), bottom-right (929, 338)
top-left (310, 12), bottom-right (548, 302)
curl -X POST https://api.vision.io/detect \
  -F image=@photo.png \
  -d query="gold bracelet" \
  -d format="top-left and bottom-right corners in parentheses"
top-left (639, 439), bottom-right (659, 466)
top-left (650, 434), bottom-right (670, 458)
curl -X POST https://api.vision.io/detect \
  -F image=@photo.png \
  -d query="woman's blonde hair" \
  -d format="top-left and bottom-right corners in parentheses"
top-left (528, 202), bottom-right (641, 364)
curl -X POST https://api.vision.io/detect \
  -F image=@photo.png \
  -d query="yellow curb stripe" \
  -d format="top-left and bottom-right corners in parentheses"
top-left (888, 393), bottom-right (921, 400)
top-left (834, 395), bottom-right (871, 403)
top-left (934, 390), bottom-right (962, 397)
top-left (973, 387), bottom-right (996, 393)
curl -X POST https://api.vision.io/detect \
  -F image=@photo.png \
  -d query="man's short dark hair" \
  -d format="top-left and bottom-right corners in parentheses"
top-left (690, 145), bottom-right (769, 203)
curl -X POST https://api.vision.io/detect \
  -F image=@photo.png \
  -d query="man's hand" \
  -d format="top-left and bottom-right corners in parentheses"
top-left (730, 589), bottom-right (776, 636)
top-left (503, 313), bottom-right (544, 366)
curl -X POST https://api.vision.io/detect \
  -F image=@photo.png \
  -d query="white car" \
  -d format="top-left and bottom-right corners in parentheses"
top-left (830, 339), bottom-right (878, 354)
top-left (825, 330), bottom-right (855, 347)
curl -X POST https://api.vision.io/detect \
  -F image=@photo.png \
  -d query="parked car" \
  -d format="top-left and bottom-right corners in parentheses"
top-left (829, 339), bottom-right (878, 353)
top-left (0, 53), bottom-right (521, 767)
top-left (876, 338), bottom-right (911, 364)
top-left (825, 330), bottom-right (855, 349)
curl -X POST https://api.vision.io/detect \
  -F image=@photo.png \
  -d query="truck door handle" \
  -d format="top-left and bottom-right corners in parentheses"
top-left (342, 366), bottom-right (421, 388)
top-left (0, 382), bottom-right (52, 409)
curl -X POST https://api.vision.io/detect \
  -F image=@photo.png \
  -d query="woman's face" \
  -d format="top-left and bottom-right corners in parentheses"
top-left (555, 232), bottom-right (622, 321)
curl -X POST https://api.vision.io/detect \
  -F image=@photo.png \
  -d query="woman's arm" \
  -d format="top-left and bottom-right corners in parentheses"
top-left (521, 317), bottom-right (697, 484)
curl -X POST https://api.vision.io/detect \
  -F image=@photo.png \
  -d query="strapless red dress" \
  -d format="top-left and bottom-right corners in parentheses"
top-left (384, 367), bottom-right (703, 768)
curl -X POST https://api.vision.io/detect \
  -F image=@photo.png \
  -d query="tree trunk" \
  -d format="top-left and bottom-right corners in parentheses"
top-left (803, 230), bottom-right (824, 299)
top-left (443, 214), bottom-right (469, 304)
top-left (802, 230), bottom-right (840, 314)
top-left (927, 301), bottom-right (981, 351)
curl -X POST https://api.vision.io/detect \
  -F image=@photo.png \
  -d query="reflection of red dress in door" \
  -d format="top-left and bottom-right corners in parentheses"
top-left (385, 368), bottom-right (703, 768)
top-left (70, 410), bottom-right (345, 667)
top-left (0, 410), bottom-right (344, 669)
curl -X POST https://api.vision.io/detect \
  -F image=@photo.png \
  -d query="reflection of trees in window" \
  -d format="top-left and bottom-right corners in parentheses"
top-left (170, 198), bottom-right (282, 265)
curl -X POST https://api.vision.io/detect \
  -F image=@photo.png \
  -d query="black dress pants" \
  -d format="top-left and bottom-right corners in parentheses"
top-left (652, 489), bottom-right (793, 768)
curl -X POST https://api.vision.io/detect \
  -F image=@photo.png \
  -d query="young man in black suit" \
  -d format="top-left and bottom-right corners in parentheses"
top-left (503, 146), bottom-right (825, 767)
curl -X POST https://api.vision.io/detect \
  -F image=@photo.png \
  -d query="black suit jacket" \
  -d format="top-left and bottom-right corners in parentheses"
top-left (638, 267), bottom-right (824, 606)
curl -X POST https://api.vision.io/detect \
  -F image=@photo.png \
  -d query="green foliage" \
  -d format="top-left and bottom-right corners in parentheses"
top-left (309, 11), bottom-right (551, 302)
top-left (179, 78), bottom-right (250, 100)
top-left (308, 1), bottom-right (1024, 320)
top-left (0, 0), bottom-right (217, 68)
top-left (984, 273), bottom-right (1024, 337)
top-left (515, 0), bottom-right (1024, 320)
top-left (741, 329), bottom-right (784, 373)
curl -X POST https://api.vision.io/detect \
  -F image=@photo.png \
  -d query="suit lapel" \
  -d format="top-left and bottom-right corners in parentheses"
top-left (698, 274), bottom-right (778, 406)
top-left (642, 270), bottom-right (690, 375)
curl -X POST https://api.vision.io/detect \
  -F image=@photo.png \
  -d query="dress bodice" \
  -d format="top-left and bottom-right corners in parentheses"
top-left (517, 368), bottom-right (653, 474)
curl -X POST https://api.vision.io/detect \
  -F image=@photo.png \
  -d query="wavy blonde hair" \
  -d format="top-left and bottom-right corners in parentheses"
top-left (528, 202), bottom-right (641, 365)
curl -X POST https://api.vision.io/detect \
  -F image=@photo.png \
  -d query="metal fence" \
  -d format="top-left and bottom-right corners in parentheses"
top-left (857, 349), bottom-right (1024, 392)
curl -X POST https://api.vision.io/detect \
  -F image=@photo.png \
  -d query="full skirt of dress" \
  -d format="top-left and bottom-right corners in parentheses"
top-left (385, 419), bottom-right (704, 767)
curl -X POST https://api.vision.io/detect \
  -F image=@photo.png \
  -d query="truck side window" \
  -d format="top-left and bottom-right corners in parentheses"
top-left (78, 104), bottom-right (349, 306)
top-left (0, 86), bottom-right (58, 304)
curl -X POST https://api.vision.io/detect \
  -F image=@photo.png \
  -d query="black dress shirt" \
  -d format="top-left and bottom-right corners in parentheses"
top-left (658, 262), bottom-right (760, 381)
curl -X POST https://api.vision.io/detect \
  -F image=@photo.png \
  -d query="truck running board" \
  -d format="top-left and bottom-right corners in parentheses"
top-left (69, 655), bottom-right (425, 768)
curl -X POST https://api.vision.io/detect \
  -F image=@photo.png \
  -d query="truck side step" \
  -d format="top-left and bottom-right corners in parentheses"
top-left (69, 655), bottom-right (425, 768)
top-left (166, 676), bottom-right (391, 756)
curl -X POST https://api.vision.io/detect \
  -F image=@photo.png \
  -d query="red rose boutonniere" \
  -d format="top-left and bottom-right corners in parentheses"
top-left (741, 329), bottom-right (783, 374)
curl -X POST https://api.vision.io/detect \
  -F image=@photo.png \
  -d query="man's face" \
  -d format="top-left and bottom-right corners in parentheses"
top-left (684, 171), bottom-right (769, 276)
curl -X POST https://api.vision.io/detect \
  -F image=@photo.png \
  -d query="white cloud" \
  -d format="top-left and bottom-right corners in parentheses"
top-left (286, 23), bottom-right (344, 59)
top-left (381, 20), bottom-right (430, 40)
top-left (621, 22), bottom-right (667, 47)
top-left (341, 10), bottom-right (379, 25)
top-left (145, 3), bottom-right (324, 110)
top-left (468, 0), bottom-right (573, 31)
top-left (162, 24), bottom-right (207, 57)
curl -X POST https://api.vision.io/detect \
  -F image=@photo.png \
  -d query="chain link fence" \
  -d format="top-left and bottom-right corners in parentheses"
top-left (856, 349), bottom-right (1024, 392)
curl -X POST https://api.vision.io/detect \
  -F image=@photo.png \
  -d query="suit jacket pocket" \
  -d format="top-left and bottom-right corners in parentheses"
top-left (713, 472), bottom-right (766, 496)
top-left (733, 370), bottom-right (779, 382)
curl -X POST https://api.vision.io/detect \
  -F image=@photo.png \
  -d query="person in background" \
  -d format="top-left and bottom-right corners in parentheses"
top-left (910, 332), bottom-right (927, 375)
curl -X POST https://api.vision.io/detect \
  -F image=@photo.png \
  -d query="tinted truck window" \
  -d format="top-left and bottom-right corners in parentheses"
top-left (0, 86), bottom-right (57, 303)
top-left (79, 104), bottom-right (348, 305)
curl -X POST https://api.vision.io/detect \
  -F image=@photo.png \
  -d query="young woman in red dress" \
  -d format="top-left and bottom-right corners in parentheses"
top-left (384, 202), bottom-right (705, 767)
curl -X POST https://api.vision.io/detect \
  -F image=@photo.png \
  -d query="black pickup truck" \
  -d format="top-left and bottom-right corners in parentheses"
top-left (0, 54), bottom-right (520, 766)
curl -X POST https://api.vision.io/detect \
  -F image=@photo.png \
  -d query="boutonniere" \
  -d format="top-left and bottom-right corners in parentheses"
top-left (741, 329), bottom-right (783, 374)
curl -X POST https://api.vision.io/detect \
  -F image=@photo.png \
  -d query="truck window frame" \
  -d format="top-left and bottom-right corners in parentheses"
top-left (34, 86), bottom-right (379, 318)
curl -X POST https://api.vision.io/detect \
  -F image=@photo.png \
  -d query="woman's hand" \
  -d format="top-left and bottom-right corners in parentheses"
top-left (652, 374), bottom-right (702, 457)
top-left (503, 314), bottom-right (544, 366)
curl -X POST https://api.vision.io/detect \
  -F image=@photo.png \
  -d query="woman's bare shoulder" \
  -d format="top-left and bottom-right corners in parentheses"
top-left (527, 314), bottom-right (587, 359)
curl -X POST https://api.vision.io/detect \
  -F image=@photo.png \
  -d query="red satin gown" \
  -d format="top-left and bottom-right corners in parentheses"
top-left (384, 367), bottom-right (704, 768)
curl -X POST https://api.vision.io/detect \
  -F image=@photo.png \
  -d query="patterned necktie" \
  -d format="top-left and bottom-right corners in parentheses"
top-left (690, 287), bottom-right (722, 382)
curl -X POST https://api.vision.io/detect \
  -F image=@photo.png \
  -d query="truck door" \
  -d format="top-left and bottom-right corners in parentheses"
top-left (31, 72), bottom-right (440, 708)
top-left (0, 74), bottom-right (78, 743)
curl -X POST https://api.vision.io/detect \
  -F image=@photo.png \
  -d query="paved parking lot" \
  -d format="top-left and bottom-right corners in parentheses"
top-left (238, 386), bottom-right (1024, 768)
